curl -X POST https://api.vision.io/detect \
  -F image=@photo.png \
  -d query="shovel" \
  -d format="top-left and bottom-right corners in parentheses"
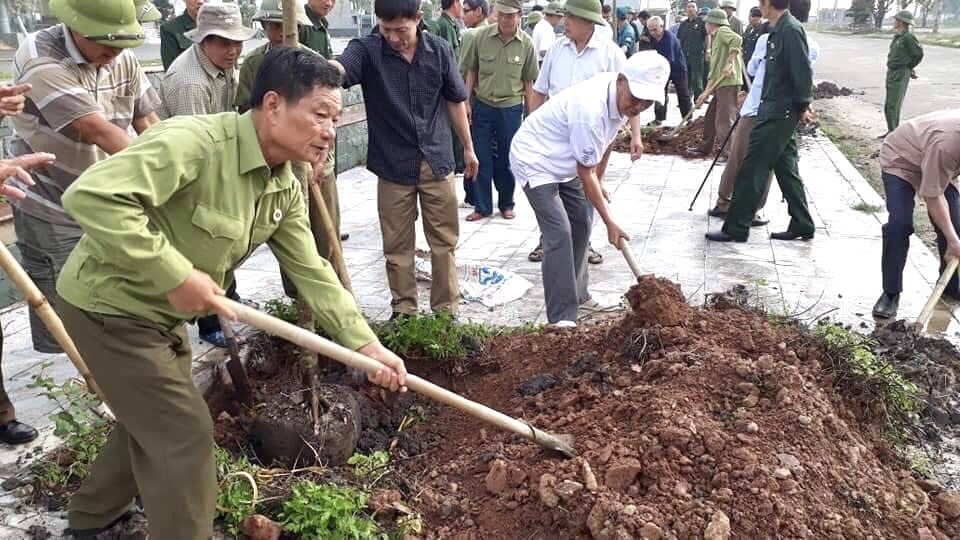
top-left (656, 53), bottom-right (739, 144)
top-left (219, 315), bottom-right (254, 405)
top-left (619, 240), bottom-right (643, 280)
top-left (914, 258), bottom-right (960, 331)
top-left (213, 298), bottom-right (578, 458)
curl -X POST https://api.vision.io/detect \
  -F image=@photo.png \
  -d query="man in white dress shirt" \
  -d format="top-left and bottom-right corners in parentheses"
top-left (510, 51), bottom-right (669, 327)
top-left (531, 1), bottom-right (562, 59)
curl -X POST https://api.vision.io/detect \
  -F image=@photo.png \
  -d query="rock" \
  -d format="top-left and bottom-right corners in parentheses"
top-left (917, 527), bottom-right (936, 540)
top-left (742, 393), bottom-right (759, 408)
top-left (916, 478), bottom-right (942, 493)
top-left (555, 480), bottom-right (585, 500)
top-left (598, 444), bottom-right (614, 464)
top-left (587, 500), bottom-right (621, 539)
top-left (1, 477), bottom-right (22, 491)
top-left (605, 459), bottom-right (643, 491)
top-left (934, 490), bottom-right (960, 519)
top-left (622, 504), bottom-right (637, 516)
top-left (777, 453), bottom-right (801, 470)
top-left (241, 515), bottom-right (282, 540)
top-left (639, 522), bottom-right (663, 539)
top-left (798, 415), bottom-right (813, 426)
top-left (507, 466), bottom-right (528, 488)
top-left (369, 489), bottom-right (403, 517)
top-left (538, 474), bottom-right (560, 508)
top-left (744, 422), bottom-right (759, 433)
top-left (582, 460), bottom-right (599, 491)
top-left (485, 460), bottom-right (509, 495)
top-left (517, 373), bottom-right (560, 396)
top-left (673, 479), bottom-right (690, 497)
top-left (703, 510), bottom-right (731, 540)
top-left (774, 468), bottom-right (792, 480)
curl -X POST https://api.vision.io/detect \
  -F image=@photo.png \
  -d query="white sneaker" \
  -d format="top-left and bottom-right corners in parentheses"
top-left (550, 320), bottom-right (577, 328)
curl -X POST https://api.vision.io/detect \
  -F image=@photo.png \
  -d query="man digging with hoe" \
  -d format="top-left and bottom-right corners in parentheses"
top-left (55, 48), bottom-right (407, 539)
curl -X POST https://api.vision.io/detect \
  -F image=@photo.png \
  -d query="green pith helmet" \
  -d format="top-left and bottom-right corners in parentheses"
top-left (527, 11), bottom-right (543, 26)
top-left (894, 10), bottom-right (914, 25)
top-left (563, 0), bottom-right (605, 25)
top-left (254, 0), bottom-right (313, 25)
top-left (704, 8), bottom-right (729, 26)
top-left (50, 0), bottom-right (145, 49)
top-left (134, 0), bottom-right (162, 23)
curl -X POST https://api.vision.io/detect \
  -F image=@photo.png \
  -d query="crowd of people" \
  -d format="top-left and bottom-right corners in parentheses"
top-left (0, 0), bottom-right (954, 537)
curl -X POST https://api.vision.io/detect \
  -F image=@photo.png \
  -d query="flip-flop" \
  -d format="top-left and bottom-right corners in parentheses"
top-left (466, 212), bottom-right (489, 222)
top-left (501, 210), bottom-right (516, 219)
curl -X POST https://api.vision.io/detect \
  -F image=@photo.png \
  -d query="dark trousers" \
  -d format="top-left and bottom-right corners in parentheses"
top-left (686, 54), bottom-right (704, 100)
top-left (723, 116), bottom-right (815, 240)
top-left (196, 280), bottom-right (239, 335)
top-left (655, 70), bottom-right (692, 122)
top-left (884, 68), bottom-right (911, 133)
top-left (471, 101), bottom-right (522, 216)
top-left (881, 173), bottom-right (960, 295)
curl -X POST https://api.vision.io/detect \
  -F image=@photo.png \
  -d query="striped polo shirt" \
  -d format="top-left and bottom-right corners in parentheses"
top-left (10, 24), bottom-right (160, 226)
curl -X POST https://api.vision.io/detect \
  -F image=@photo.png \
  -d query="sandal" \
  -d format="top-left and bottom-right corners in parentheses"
top-left (501, 209), bottom-right (516, 220)
top-left (200, 330), bottom-right (247, 349)
top-left (587, 247), bottom-right (603, 265)
top-left (528, 246), bottom-right (543, 262)
top-left (239, 298), bottom-right (260, 310)
top-left (466, 211), bottom-right (489, 222)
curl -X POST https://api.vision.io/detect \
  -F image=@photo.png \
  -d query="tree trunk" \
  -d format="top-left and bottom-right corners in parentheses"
top-left (932, 0), bottom-right (942, 32)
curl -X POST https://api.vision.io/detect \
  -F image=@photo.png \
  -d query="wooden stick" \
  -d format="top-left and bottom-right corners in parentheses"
top-left (0, 242), bottom-right (105, 402)
top-left (281, 0), bottom-right (298, 47)
top-left (309, 182), bottom-right (352, 293)
top-left (215, 298), bottom-right (578, 457)
top-left (619, 241), bottom-right (642, 279)
top-left (916, 258), bottom-right (959, 331)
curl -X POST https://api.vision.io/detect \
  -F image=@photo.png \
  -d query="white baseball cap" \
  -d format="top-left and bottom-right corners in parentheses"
top-left (622, 51), bottom-right (671, 105)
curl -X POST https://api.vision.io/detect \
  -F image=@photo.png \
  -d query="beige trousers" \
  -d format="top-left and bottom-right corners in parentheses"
top-left (378, 161), bottom-right (460, 315)
top-left (699, 85), bottom-right (741, 158)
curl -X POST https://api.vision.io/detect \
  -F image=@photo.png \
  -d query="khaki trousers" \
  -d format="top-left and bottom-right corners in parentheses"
top-left (699, 85), bottom-right (740, 158)
top-left (60, 301), bottom-right (216, 540)
top-left (282, 164), bottom-right (343, 298)
top-left (378, 161), bottom-right (459, 315)
top-left (714, 116), bottom-right (773, 212)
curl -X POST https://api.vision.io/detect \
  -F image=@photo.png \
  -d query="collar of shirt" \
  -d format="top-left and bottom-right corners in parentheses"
top-left (560, 28), bottom-right (604, 56)
top-left (380, 29), bottom-right (435, 60)
top-left (606, 78), bottom-right (622, 122)
top-left (62, 24), bottom-right (90, 65)
top-left (304, 4), bottom-right (329, 29)
top-left (492, 25), bottom-right (523, 44)
top-left (237, 112), bottom-right (275, 176)
top-left (194, 44), bottom-right (226, 79)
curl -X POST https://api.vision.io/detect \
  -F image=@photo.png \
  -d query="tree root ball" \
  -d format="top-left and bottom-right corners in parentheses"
top-left (250, 383), bottom-right (362, 467)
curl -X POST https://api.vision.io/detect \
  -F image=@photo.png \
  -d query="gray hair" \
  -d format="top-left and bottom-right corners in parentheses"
top-left (647, 15), bottom-right (664, 27)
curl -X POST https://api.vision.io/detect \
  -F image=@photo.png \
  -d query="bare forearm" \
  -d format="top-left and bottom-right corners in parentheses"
top-left (578, 164), bottom-right (612, 222)
top-left (528, 91), bottom-right (547, 113)
top-left (926, 195), bottom-right (960, 246)
top-left (133, 112), bottom-right (160, 134)
top-left (446, 100), bottom-right (473, 152)
top-left (595, 145), bottom-right (614, 182)
top-left (628, 116), bottom-right (642, 141)
top-left (524, 83), bottom-right (536, 115)
top-left (82, 121), bottom-right (133, 155)
top-left (465, 71), bottom-right (477, 98)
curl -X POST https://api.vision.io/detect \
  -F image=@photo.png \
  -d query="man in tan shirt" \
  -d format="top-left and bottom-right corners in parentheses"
top-left (873, 109), bottom-right (960, 319)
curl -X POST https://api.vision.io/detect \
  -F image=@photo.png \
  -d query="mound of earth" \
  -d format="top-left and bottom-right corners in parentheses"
top-left (399, 275), bottom-right (960, 539)
top-left (813, 81), bottom-right (858, 99)
top-left (612, 117), bottom-right (706, 157)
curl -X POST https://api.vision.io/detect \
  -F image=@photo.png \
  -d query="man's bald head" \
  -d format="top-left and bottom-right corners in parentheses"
top-left (647, 15), bottom-right (664, 40)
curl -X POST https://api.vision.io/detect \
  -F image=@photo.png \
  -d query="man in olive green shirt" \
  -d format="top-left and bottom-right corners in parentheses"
top-left (57, 48), bottom-right (407, 540)
top-left (689, 9), bottom-right (741, 161)
top-left (461, 0), bottom-right (538, 221)
top-left (720, 0), bottom-right (743, 35)
top-left (884, 10), bottom-right (924, 134)
top-left (160, 0), bottom-right (203, 70)
top-left (301, 0), bottom-right (335, 58)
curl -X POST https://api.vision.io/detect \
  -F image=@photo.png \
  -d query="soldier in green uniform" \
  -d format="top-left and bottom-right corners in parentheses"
top-left (884, 10), bottom-right (923, 135)
top-left (677, 2), bottom-right (707, 100)
top-left (720, 0), bottom-right (743, 35)
top-left (134, 0), bottom-right (162, 22)
top-left (432, 0), bottom-right (466, 174)
top-left (58, 47), bottom-right (408, 539)
top-left (706, 0), bottom-right (815, 243)
top-left (160, 0), bottom-right (204, 70)
top-left (301, 0), bottom-right (335, 58)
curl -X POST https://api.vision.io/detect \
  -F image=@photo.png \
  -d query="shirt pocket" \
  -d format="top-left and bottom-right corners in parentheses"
top-left (190, 203), bottom-right (245, 272)
top-left (478, 53), bottom-right (499, 78)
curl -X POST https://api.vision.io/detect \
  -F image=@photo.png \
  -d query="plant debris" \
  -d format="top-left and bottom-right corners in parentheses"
top-left (813, 81), bottom-right (860, 99)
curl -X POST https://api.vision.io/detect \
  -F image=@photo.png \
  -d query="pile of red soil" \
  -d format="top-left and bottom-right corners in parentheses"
top-left (400, 276), bottom-right (960, 539)
top-left (612, 118), bottom-right (706, 157)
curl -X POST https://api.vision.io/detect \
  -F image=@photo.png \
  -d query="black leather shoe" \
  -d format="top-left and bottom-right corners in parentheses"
top-left (751, 217), bottom-right (770, 227)
top-left (340, 233), bottom-right (350, 241)
top-left (0, 420), bottom-right (38, 445)
top-left (708, 207), bottom-right (728, 218)
top-left (770, 231), bottom-right (814, 241)
top-left (705, 231), bottom-right (746, 243)
top-left (872, 293), bottom-right (900, 319)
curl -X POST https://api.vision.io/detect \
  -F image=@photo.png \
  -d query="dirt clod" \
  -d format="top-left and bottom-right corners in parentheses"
top-left (604, 459), bottom-right (643, 491)
top-left (934, 491), bottom-right (960, 520)
top-left (704, 510), bottom-right (731, 540)
top-left (813, 81), bottom-right (859, 99)
top-left (625, 275), bottom-right (689, 326)
top-left (484, 459), bottom-right (510, 495)
top-left (240, 515), bottom-right (282, 540)
top-left (516, 373), bottom-right (560, 396)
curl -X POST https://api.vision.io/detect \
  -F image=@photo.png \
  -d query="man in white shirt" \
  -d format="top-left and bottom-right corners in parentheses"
top-left (532, 1), bottom-right (563, 59)
top-left (526, 0), bottom-right (643, 267)
top-left (510, 51), bottom-right (669, 326)
top-left (709, 31), bottom-right (820, 223)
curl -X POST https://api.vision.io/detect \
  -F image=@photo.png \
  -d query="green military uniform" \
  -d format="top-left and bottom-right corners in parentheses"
top-left (720, 11), bottom-right (814, 241)
top-left (677, 15), bottom-right (707, 99)
top-left (884, 11), bottom-right (923, 133)
top-left (461, 23), bottom-right (539, 108)
top-left (720, 0), bottom-right (743, 34)
top-left (58, 113), bottom-right (375, 539)
top-left (160, 11), bottom-right (196, 70)
top-left (300, 2), bottom-right (334, 58)
top-left (431, 11), bottom-right (465, 173)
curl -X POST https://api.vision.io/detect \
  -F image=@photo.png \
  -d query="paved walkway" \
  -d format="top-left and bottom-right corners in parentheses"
top-left (0, 108), bottom-right (956, 536)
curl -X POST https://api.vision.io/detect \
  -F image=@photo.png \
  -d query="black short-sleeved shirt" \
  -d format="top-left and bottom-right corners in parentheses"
top-left (339, 30), bottom-right (468, 184)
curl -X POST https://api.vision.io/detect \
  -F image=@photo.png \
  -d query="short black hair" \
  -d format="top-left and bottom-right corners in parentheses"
top-left (789, 0), bottom-right (810, 21)
top-left (637, 10), bottom-right (649, 18)
top-left (602, 4), bottom-right (612, 13)
top-left (375, 0), bottom-right (421, 20)
top-left (531, 4), bottom-right (544, 10)
top-left (749, 6), bottom-right (762, 16)
top-left (441, 0), bottom-right (456, 9)
top-left (768, 0), bottom-right (790, 11)
top-left (252, 47), bottom-right (342, 109)
top-left (464, 0), bottom-right (489, 15)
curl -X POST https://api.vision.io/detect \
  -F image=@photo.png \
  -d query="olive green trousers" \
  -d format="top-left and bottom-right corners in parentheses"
top-left (884, 68), bottom-right (911, 133)
top-left (61, 301), bottom-right (216, 540)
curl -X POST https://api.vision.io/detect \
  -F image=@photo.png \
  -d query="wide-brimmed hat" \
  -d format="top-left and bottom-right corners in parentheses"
top-left (622, 51), bottom-right (670, 105)
top-left (704, 8), bottom-right (729, 26)
top-left (563, 0), bottom-right (605, 25)
top-left (185, 2), bottom-right (258, 43)
top-left (894, 10), bottom-right (914, 24)
top-left (720, 0), bottom-right (736, 10)
top-left (544, 0), bottom-right (564, 16)
top-left (494, 0), bottom-right (522, 14)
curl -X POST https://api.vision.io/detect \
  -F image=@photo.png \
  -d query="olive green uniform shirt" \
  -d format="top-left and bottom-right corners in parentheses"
top-left (160, 13), bottom-right (196, 70)
top-left (756, 11), bottom-right (812, 121)
top-left (677, 17), bottom-right (707, 60)
top-left (56, 112), bottom-right (375, 350)
top-left (459, 20), bottom-right (490, 78)
top-left (727, 15), bottom-right (743, 36)
top-left (887, 30), bottom-right (923, 71)
top-left (431, 12), bottom-right (462, 53)
top-left (707, 25), bottom-right (742, 88)
top-left (461, 24), bottom-right (539, 108)
top-left (299, 4), bottom-right (334, 59)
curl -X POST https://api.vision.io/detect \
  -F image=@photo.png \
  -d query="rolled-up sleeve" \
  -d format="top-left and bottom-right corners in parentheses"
top-left (570, 121), bottom-right (605, 168)
top-left (440, 41), bottom-right (468, 102)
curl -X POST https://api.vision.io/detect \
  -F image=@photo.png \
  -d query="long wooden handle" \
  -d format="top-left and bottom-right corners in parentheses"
top-left (281, 0), bottom-right (298, 47)
top-left (666, 76), bottom-right (724, 138)
top-left (309, 182), bottom-right (352, 293)
top-left (0, 242), bottom-right (105, 401)
top-left (215, 298), bottom-right (574, 455)
top-left (916, 258), bottom-right (960, 330)
top-left (620, 242), bottom-right (642, 279)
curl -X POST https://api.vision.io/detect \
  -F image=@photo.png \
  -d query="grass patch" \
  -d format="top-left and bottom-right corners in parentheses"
top-left (280, 481), bottom-right (385, 540)
top-left (812, 322), bottom-right (921, 440)
top-left (215, 446), bottom-right (260, 536)
top-left (919, 33), bottom-right (960, 49)
top-left (851, 201), bottom-right (884, 214)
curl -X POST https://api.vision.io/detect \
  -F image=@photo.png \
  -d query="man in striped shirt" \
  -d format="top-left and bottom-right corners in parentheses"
top-left (10, 0), bottom-right (160, 355)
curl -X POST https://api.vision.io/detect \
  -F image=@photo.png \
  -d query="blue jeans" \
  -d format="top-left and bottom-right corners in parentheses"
top-left (881, 172), bottom-right (960, 295)
top-left (471, 101), bottom-right (521, 216)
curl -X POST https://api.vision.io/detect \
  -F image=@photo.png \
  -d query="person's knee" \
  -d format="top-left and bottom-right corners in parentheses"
top-left (882, 220), bottom-right (913, 239)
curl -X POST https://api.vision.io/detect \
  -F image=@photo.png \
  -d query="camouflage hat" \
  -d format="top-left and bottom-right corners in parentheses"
top-left (563, 0), bottom-right (605, 24)
top-left (49, 0), bottom-right (145, 48)
top-left (255, 0), bottom-right (313, 25)
top-left (527, 11), bottom-right (543, 25)
top-left (704, 8), bottom-right (729, 26)
top-left (544, 0), bottom-right (564, 16)
top-left (894, 10), bottom-right (914, 24)
top-left (134, 0), bottom-right (162, 23)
